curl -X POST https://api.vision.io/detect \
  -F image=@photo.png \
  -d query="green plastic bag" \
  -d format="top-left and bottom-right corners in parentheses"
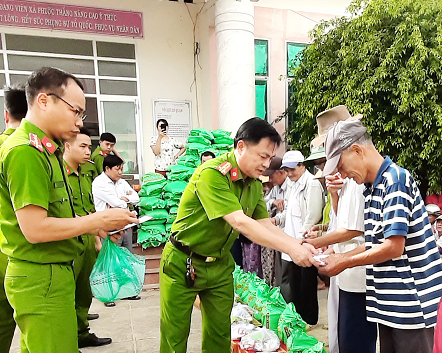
top-left (187, 135), bottom-right (212, 145)
top-left (277, 303), bottom-right (306, 344)
top-left (286, 329), bottom-right (326, 353)
top-left (186, 143), bottom-right (210, 156)
top-left (214, 136), bottom-right (234, 145)
top-left (138, 225), bottom-right (167, 248)
top-left (138, 197), bottom-right (167, 211)
top-left (139, 209), bottom-right (169, 222)
top-left (163, 193), bottom-right (182, 202)
top-left (169, 206), bottom-right (179, 215)
top-left (164, 181), bottom-right (188, 195)
top-left (138, 181), bottom-right (166, 197)
top-left (177, 155), bottom-right (200, 168)
top-left (141, 172), bottom-right (166, 185)
top-left (89, 237), bottom-right (145, 302)
top-left (166, 214), bottom-right (176, 223)
top-left (189, 128), bottom-right (215, 141)
top-left (211, 129), bottom-right (231, 138)
top-left (168, 172), bottom-right (190, 182)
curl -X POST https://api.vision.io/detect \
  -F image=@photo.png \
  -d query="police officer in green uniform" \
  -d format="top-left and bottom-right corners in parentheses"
top-left (63, 127), bottom-right (112, 348)
top-left (0, 67), bottom-right (138, 352)
top-left (0, 84), bottom-right (27, 353)
top-left (160, 118), bottom-right (317, 353)
top-left (90, 132), bottom-right (124, 176)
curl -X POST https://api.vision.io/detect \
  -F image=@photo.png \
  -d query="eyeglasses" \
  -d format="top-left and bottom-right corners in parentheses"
top-left (47, 93), bottom-right (87, 121)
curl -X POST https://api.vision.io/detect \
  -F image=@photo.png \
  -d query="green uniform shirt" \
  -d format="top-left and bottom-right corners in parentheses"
top-left (172, 151), bottom-right (269, 258)
top-left (90, 146), bottom-right (107, 175)
top-left (0, 119), bottom-right (82, 263)
top-left (80, 159), bottom-right (98, 182)
top-left (64, 161), bottom-right (95, 216)
top-left (0, 128), bottom-right (16, 146)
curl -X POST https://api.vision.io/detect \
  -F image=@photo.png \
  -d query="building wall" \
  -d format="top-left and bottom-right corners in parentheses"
top-left (0, 0), bottom-right (352, 173)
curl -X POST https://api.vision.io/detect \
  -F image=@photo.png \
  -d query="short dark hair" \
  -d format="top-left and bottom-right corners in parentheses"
top-left (65, 126), bottom-right (91, 144)
top-left (78, 127), bottom-right (91, 137)
top-left (157, 119), bottom-right (168, 128)
top-left (103, 154), bottom-right (124, 171)
top-left (100, 132), bottom-right (116, 143)
top-left (26, 67), bottom-right (84, 106)
top-left (201, 151), bottom-right (216, 161)
top-left (234, 117), bottom-right (282, 148)
top-left (4, 83), bottom-right (27, 121)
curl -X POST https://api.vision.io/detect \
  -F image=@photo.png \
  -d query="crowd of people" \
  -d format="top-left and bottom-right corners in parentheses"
top-left (1, 65), bottom-right (442, 353)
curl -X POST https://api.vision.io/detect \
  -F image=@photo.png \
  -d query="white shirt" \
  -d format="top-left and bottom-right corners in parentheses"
top-left (92, 172), bottom-right (140, 212)
top-left (334, 178), bottom-right (366, 293)
top-left (150, 135), bottom-right (184, 171)
top-left (282, 175), bottom-right (305, 261)
top-left (265, 177), bottom-right (290, 219)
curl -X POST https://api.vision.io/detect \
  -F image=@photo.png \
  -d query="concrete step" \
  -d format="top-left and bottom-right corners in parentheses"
top-left (144, 268), bottom-right (160, 285)
top-left (133, 243), bottom-right (164, 256)
top-left (145, 254), bottom-right (161, 269)
top-left (132, 243), bottom-right (164, 286)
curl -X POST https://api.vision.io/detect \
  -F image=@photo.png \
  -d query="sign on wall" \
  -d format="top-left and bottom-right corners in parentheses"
top-left (153, 100), bottom-right (192, 145)
top-left (0, 0), bottom-right (143, 38)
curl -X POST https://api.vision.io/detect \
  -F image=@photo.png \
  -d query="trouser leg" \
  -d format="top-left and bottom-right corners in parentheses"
top-left (280, 260), bottom-right (300, 305)
top-left (199, 255), bottom-right (235, 353)
top-left (261, 246), bottom-right (275, 287)
top-left (74, 234), bottom-right (97, 340)
top-left (327, 276), bottom-right (339, 353)
top-left (379, 324), bottom-right (434, 353)
top-left (0, 253), bottom-right (15, 353)
top-left (160, 243), bottom-right (198, 353)
top-left (273, 250), bottom-right (282, 287)
top-left (298, 265), bottom-right (318, 325)
top-left (5, 259), bottom-right (77, 353)
top-left (338, 289), bottom-right (376, 353)
top-left (118, 229), bottom-right (133, 252)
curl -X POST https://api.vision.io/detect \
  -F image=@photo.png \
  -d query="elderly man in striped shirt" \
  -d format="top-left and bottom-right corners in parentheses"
top-left (317, 117), bottom-right (442, 353)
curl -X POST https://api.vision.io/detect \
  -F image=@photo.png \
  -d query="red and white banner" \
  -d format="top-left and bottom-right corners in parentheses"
top-left (0, 0), bottom-right (143, 38)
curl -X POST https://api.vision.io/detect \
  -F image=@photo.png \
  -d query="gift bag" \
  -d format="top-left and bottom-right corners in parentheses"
top-left (90, 236), bottom-right (145, 302)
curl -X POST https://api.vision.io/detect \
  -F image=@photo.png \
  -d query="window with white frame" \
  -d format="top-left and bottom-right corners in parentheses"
top-left (0, 33), bottom-right (142, 177)
top-left (286, 42), bottom-right (307, 133)
top-left (255, 39), bottom-right (268, 120)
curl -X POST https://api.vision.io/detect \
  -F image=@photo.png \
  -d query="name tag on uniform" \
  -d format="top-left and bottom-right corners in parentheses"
top-left (54, 181), bottom-right (65, 188)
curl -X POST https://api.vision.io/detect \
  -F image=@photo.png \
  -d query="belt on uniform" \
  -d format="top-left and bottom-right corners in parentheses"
top-left (169, 236), bottom-right (217, 262)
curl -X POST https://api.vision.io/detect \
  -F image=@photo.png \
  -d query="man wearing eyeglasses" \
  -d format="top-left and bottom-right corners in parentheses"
top-left (0, 67), bottom-right (138, 352)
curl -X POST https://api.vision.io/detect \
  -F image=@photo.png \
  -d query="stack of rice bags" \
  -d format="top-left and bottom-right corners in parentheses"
top-left (136, 128), bottom-right (233, 249)
top-left (137, 173), bottom-right (169, 248)
top-left (233, 266), bottom-right (326, 353)
top-left (162, 180), bottom-right (187, 233)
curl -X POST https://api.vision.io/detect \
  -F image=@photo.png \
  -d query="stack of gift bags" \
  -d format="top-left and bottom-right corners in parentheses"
top-left (137, 173), bottom-right (169, 248)
top-left (184, 128), bottom-right (233, 161)
top-left (137, 128), bottom-right (234, 248)
top-left (233, 265), bottom-right (326, 353)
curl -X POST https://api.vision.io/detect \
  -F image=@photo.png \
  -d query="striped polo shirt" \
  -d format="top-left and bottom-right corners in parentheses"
top-left (364, 157), bottom-right (442, 329)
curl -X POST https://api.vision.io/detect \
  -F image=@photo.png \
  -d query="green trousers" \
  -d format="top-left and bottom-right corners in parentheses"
top-left (5, 258), bottom-right (78, 353)
top-left (74, 234), bottom-right (97, 340)
top-left (0, 252), bottom-right (15, 352)
top-left (160, 242), bottom-right (235, 353)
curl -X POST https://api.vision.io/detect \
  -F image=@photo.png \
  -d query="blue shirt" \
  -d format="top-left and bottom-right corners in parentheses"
top-left (363, 157), bottom-right (442, 329)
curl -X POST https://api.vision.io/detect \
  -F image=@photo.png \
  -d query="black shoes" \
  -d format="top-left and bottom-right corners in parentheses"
top-left (78, 333), bottom-right (112, 348)
top-left (104, 301), bottom-right (116, 307)
top-left (122, 295), bottom-right (141, 300)
top-left (87, 313), bottom-right (99, 320)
